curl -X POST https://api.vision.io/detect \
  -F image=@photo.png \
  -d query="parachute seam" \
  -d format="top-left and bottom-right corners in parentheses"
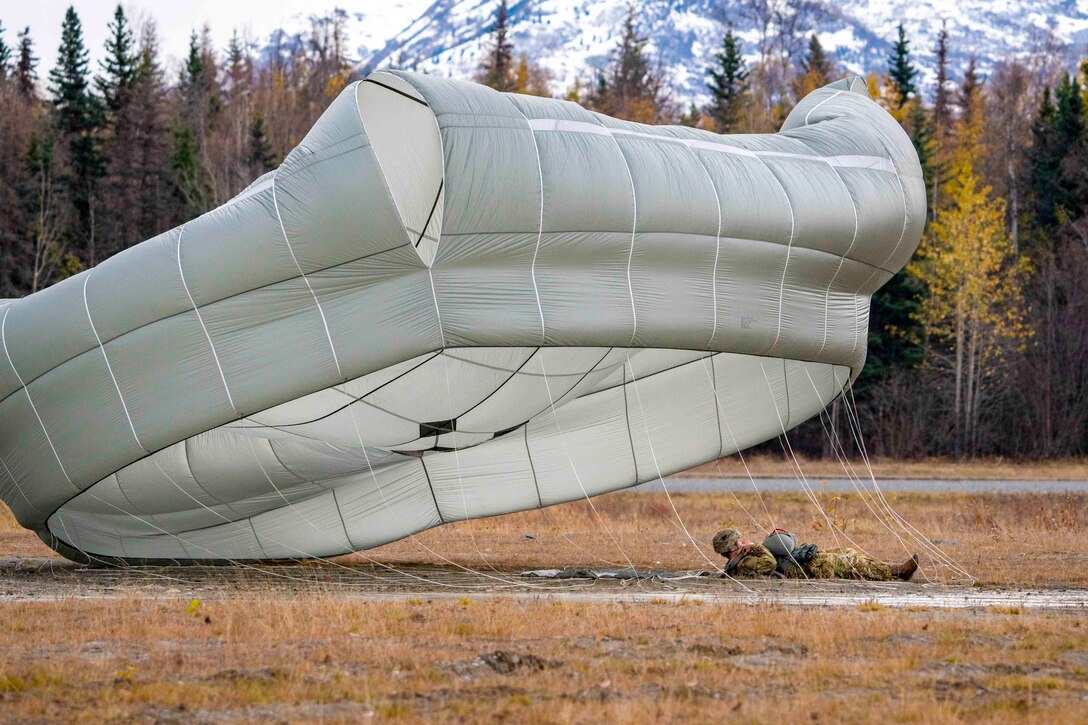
top-left (445, 348), bottom-right (538, 421)
top-left (511, 104), bottom-right (548, 345)
top-left (0, 235), bottom-right (898, 415)
top-left (378, 348), bottom-right (610, 447)
top-left (236, 352), bottom-right (442, 431)
top-left (804, 90), bottom-right (843, 126)
top-left (271, 169), bottom-right (345, 381)
top-left (528, 119), bottom-right (897, 173)
top-left (248, 518), bottom-right (270, 559)
top-left (83, 272), bottom-right (148, 454)
top-left (600, 128), bottom-right (639, 346)
top-left (361, 78), bottom-right (428, 106)
top-left (182, 437), bottom-right (245, 516)
top-left (0, 451), bottom-right (43, 514)
top-left (816, 157), bottom-right (861, 355)
top-left (427, 268), bottom-right (447, 348)
top-left (620, 360), bottom-right (639, 482)
top-left (414, 182), bottom-right (444, 248)
top-left (523, 424), bottom-right (544, 509)
top-left (676, 144), bottom-right (724, 348)
top-left (177, 223), bottom-right (240, 417)
top-left (0, 304), bottom-right (78, 492)
top-left (844, 127), bottom-right (912, 356)
top-left (264, 440), bottom-right (311, 484)
top-left (331, 488), bottom-right (358, 550)
top-left (757, 160), bottom-right (797, 355)
top-left (419, 457), bottom-right (446, 524)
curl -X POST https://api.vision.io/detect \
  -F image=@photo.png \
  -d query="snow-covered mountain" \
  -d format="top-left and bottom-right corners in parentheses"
top-left (335, 1), bottom-right (1088, 101)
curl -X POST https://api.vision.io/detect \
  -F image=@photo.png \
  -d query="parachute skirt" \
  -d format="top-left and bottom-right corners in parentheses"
top-left (0, 73), bottom-right (924, 564)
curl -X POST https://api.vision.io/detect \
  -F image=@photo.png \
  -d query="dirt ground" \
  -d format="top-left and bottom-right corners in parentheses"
top-left (2, 488), bottom-right (1087, 723)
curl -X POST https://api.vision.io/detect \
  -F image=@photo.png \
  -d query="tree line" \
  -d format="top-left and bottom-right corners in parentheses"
top-left (1, 3), bottom-right (1085, 459)
top-left (0, 6), bottom-right (352, 294)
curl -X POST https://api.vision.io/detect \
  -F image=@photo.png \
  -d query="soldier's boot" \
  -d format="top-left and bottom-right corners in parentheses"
top-left (890, 554), bottom-right (919, 581)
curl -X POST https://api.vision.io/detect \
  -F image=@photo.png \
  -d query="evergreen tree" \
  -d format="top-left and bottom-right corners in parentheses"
top-left (248, 113), bottom-right (276, 175)
top-left (15, 27), bottom-right (37, 98)
top-left (887, 22), bottom-right (917, 109)
top-left (1054, 72), bottom-right (1085, 147)
top-left (706, 28), bottom-right (748, 133)
top-left (958, 55), bottom-right (982, 132)
top-left (588, 6), bottom-right (664, 123)
top-left (793, 34), bottom-right (835, 100)
top-left (48, 6), bottom-right (104, 266)
top-left (1054, 72), bottom-right (1087, 224)
top-left (0, 21), bottom-right (11, 82)
top-left (907, 99), bottom-right (936, 206)
top-left (127, 26), bottom-right (171, 237)
top-left (1027, 87), bottom-right (1062, 233)
top-left (800, 34), bottom-right (832, 81)
top-left (172, 30), bottom-right (216, 216)
top-left (678, 102), bottom-right (701, 128)
top-left (930, 24), bottom-right (950, 213)
top-left (95, 5), bottom-right (137, 115)
top-left (479, 0), bottom-right (514, 92)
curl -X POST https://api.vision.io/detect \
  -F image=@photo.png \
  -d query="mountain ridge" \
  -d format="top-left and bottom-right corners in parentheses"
top-left (329, 1), bottom-right (1088, 102)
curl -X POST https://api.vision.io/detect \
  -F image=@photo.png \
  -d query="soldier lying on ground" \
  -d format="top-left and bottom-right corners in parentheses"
top-left (711, 528), bottom-right (919, 581)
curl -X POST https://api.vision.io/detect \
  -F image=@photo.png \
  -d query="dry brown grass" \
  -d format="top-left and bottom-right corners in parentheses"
top-left (353, 491), bottom-right (1088, 587)
top-left (1, 595), bottom-right (1086, 723)
top-left (3, 490), bottom-right (1088, 586)
top-left (680, 454), bottom-right (1088, 480)
top-left (2, 490), bottom-right (1087, 722)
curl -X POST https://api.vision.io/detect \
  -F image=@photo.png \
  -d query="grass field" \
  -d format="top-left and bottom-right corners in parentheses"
top-left (679, 453), bottom-right (1088, 480)
top-left (2, 478), bottom-right (1087, 723)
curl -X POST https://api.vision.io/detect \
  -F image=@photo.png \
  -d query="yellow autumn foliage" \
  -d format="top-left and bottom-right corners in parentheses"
top-left (908, 161), bottom-right (1032, 453)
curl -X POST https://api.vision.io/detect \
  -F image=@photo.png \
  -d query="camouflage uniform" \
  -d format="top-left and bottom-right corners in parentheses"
top-left (725, 543), bottom-right (778, 577)
top-left (712, 528), bottom-right (777, 577)
top-left (714, 528), bottom-right (910, 581)
top-left (783, 547), bottom-right (895, 581)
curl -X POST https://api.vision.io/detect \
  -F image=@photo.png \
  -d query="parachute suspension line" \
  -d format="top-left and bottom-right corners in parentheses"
top-left (834, 385), bottom-right (964, 580)
top-left (695, 357), bottom-right (815, 582)
top-left (756, 361), bottom-right (850, 546)
top-left (343, 386), bottom-right (591, 593)
top-left (435, 352), bottom-right (580, 591)
top-left (131, 438), bottom-right (480, 590)
top-left (807, 390), bottom-right (923, 568)
top-left (622, 352), bottom-right (759, 594)
top-left (237, 434), bottom-right (445, 589)
top-left (512, 108), bottom-right (625, 571)
top-left (839, 384), bottom-right (972, 581)
top-left (537, 352), bottom-right (645, 582)
top-left (52, 511), bottom-right (196, 588)
top-left (801, 368), bottom-right (931, 573)
top-left (756, 361), bottom-right (887, 579)
top-left (839, 387), bottom-right (975, 583)
top-left (71, 490), bottom-right (389, 589)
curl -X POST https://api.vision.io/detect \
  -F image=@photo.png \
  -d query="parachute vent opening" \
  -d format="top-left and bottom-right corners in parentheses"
top-left (357, 72), bottom-right (444, 265)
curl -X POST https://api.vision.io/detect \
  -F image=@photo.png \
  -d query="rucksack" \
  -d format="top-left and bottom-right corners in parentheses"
top-left (762, 528), bottom-right (797, 558)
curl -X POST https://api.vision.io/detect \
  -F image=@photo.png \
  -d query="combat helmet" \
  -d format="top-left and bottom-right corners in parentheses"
top-left (712, 528), bottom-right (741, 556)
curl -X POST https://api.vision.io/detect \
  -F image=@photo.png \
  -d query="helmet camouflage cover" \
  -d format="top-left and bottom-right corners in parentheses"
top-left (712, 528), bottom-right (741, 556)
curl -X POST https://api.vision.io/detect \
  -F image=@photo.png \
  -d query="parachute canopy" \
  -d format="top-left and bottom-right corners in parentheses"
top-left (0, 73), bottom-right (924, 563)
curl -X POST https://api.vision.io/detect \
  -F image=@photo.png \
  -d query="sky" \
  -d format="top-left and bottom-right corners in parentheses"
top-left (0, 1), bottom-right (417, 77)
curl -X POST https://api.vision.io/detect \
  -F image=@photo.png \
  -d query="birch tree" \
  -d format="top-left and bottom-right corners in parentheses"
top-left (909, 163), bottom-right (1032, 456)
